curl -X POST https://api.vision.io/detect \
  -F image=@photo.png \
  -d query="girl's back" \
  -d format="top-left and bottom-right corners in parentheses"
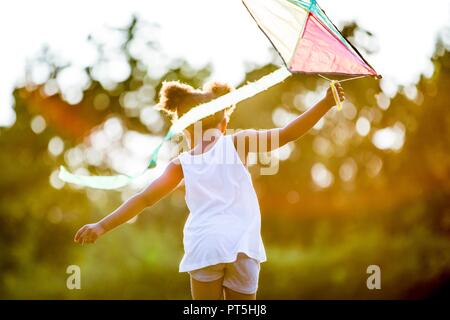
top-left (178, 133), bottom-right (266, 272)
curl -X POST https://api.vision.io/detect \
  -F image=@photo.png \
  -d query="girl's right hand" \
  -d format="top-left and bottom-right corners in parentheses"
top-left (74, 222), bottom-right (105, 244)
top-left (323, 82), bottom-right (345, 108)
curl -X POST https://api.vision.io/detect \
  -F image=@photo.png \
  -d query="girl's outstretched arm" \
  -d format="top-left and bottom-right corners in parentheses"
top-left (74, 159), bottom-right (183, 244)
top-left (232, 83), bottom-right (345, 159)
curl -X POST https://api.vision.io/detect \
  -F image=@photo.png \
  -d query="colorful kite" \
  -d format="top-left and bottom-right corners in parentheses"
top-left (243, 0), bottom-right (378, 77)
top-left (59, 0), bottom-right (380, 190)
top-left (243, 0), bottom-right (380, 109)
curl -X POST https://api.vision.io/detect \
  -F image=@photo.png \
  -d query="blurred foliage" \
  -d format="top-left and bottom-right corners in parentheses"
top-left (0, 16), bottom-right (449, 299)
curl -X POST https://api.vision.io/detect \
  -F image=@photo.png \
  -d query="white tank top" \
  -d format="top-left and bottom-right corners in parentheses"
top-left (178, 134), bottom-right (266, 272)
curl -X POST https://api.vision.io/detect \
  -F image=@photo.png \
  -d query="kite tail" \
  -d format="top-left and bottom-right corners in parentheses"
top-left (147, 129), bottom-right (176, 169)
top-left (59, 67), bottom-right (292, 190)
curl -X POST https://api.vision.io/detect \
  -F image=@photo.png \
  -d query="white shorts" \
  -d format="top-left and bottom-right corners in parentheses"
top-left (188, 253), bottom-right (260, 295)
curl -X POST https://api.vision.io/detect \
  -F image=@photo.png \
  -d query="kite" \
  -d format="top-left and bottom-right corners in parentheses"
top-left (59, 0), bottom-right (381, 190)
top-left (242, 0), bottom-right (380, 109)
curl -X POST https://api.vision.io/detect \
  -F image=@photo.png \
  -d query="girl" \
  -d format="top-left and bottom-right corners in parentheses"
top-left (74, 79), bottom-right (345, 300)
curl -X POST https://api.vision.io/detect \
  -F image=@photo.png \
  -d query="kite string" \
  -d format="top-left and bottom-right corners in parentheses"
top-left (318, 74), bottom-right (368, 83)
top-left (318, 74), bottom-right (370, 111)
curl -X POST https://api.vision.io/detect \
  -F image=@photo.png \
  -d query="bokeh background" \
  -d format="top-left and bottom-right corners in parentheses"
top-left (1, 0), bottom-right (450, 299)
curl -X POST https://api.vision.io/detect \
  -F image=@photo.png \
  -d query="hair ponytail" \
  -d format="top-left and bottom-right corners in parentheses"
top-left (156, 80), bottom-right (235, 126)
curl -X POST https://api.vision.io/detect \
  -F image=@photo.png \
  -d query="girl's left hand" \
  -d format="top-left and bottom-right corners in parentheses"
top-left (74, 222), bottom-right (105, 244)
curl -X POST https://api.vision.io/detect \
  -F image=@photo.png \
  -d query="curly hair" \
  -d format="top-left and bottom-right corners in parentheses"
top-left (156, 80), bottom-right (236, 129)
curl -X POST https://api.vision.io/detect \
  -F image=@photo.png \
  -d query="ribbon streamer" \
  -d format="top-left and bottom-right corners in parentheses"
top-left (59, 67), bottom-right (292, 190)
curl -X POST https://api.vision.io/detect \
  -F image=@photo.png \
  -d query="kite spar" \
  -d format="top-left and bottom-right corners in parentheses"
top-left (59, 0), bottom-right (380, 190)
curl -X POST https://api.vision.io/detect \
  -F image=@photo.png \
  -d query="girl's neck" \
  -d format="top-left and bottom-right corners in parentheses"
top-left (190, 129), bottom-right (223, 153)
